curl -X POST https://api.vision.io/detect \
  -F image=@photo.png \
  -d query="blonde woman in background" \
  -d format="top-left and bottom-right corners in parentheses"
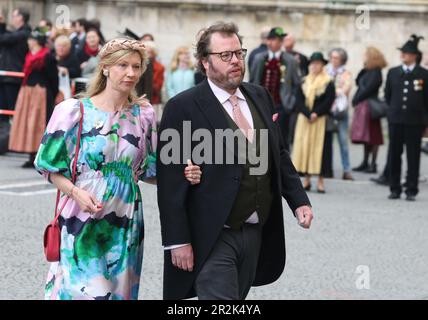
top-left (166, 46), bottom-right (195, 99)
top-left (292, 52), bottom-right (336, 193)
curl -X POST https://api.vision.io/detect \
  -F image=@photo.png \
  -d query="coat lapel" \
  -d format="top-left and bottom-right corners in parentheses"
top-left (195, 80), bottom-right (238, 160)
top-left (194, 80), bottom-right (229, 131)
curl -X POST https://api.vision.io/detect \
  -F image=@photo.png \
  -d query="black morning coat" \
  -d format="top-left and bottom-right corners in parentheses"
top-left (156, 79), bottom-right (311, 300)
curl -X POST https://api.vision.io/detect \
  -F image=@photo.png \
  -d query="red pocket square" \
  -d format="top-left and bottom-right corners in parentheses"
top-left (272, 113), bottom-right (279, 122)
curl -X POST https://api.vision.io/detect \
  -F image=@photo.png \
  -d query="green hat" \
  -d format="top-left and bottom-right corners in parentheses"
top-left (309, 52), bottom-right (328, 65)
top-left (267, 27), bottom-right (287, 39)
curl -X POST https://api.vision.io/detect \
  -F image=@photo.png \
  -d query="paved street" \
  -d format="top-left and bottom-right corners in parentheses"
top-left (0, 139), bottom-right (427, 300)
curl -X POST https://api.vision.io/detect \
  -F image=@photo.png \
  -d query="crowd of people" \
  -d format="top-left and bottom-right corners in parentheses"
top-left (0, 6), bottom-right (427, 301)
top-left (0, 8), bottom-right (427, 194)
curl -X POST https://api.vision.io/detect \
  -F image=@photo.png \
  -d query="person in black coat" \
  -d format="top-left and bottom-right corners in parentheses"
top-left (157, 22), bottom-right (313, 300)
top-left (351, 47), bottom-right (387, 173)
top-left (385, 35), bottom-right (428, 201)
top-left (247, 27), bottom-right (269, 78)
top-left (0, 8), bottom-right (31, 124)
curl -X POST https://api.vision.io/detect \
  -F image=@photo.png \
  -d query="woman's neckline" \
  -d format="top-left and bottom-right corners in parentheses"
top-left (86, 97), bottom-right (131, 114)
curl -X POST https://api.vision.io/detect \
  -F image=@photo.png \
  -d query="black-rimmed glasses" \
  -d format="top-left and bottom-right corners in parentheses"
top-left (208, 49), bottom-right (248, 62)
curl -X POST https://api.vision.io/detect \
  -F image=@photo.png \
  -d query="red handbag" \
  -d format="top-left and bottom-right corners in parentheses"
top-left (43, 101), bottom-right (84, 262)
top-left (351, 100), bottom-right (370, 144)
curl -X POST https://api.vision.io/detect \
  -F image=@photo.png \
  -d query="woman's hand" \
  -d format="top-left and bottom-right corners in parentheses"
top-left (184, 159), bottom-right (202, 185)
top-left (310, 112), bottom-right (318, 123)
top-left (72, 187), bottom-right (103, 215)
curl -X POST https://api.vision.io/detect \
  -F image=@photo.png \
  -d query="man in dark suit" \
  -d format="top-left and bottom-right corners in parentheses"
top-left (157, 22), bottom-right (313, 300)
top-left (386, 35), bottom-right (428, 201)
top-left (247, 26), bottom-right (270, 78)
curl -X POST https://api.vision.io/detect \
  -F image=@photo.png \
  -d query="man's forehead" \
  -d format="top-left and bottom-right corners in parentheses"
top-left (209, 33), bottom-right (241, 50)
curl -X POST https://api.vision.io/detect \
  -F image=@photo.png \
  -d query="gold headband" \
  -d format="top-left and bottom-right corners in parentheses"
top-left (98, 38), bottom-right (146, 59)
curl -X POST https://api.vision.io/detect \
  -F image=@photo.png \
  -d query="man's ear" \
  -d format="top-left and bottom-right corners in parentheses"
top-left (201, 58), bottom-right (209, 74)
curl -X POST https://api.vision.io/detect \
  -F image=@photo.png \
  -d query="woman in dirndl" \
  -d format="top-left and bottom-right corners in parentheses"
top-left (9, 27), bottom-right (58, 167)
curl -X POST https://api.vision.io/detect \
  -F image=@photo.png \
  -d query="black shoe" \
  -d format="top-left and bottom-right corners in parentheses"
top-left (352, 162), bottom-right (369, 172)
top-left (388, 192), bottom-right (400, 200)
top-left (303, 182), bottom-right (311, 191)
top-left (364, 164), bottom-right (377, 174)
top-left (405, 195), bottom-right (416, 201)
top-left (317, 188), bottom-right (326, 194)
top-left (21, 160), bottom-right (34, 168)
top-left (342, 172), bottom-right (355, 181)
top-left (370, 176), bottom-right (389, 186)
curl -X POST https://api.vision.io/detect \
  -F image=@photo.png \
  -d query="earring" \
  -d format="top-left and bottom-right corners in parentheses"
top-left (103, 69), bottom-right (109, 77)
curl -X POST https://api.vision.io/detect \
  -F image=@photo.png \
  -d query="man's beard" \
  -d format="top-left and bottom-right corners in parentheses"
top-left (208, 60), bottom-right (245, 90)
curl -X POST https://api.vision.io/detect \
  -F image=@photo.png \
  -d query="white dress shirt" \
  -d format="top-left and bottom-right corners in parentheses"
top-left (402, 63), bottom-right (416, 73)
top-left (268, 50), bottom-right (282, 61)
top-left (163, 79), bottom-right (260, 251)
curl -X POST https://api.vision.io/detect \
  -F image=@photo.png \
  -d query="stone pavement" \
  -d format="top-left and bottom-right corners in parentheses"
top-left (0, 140), bottom-right (427, 300)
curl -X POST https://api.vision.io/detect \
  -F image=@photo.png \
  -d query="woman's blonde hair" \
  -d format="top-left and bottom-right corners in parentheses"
top-left (81, 39), bottom-right (149, 106)
top-left (170, 46), bottom-right (193, 72)
top-left (364, 46), bottom-right (387, 70)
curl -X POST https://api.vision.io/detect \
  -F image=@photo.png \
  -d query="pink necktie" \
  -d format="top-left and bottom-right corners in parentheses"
top-left (229, 95), bottom-right (253, 143)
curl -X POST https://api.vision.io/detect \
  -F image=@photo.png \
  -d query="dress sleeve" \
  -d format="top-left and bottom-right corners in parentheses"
top-left (34, 98), bottom-right (81, 181)
top-left (137, 102), bottom-right (158, 181)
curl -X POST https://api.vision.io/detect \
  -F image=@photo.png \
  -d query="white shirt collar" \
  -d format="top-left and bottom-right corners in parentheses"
top-left (402, 64), bottom-right (416, 72)
top-left (268, 50), bottom-right (282, 60)
top-left (207, 78), bottom-right (245, 104)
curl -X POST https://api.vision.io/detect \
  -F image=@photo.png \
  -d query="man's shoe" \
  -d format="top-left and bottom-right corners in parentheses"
top-left (388, 192), bottom-right (400, 199)
top-left (370, 175), bottom-right (389, 186)
top-left (364, 163), bottom-right (377, 174)
top-left (405, 195), bottom-right (416, 201)
top-left (352, 162), bottom-right (369, 172)
top-left (342, 172), bottom-right (354, 181)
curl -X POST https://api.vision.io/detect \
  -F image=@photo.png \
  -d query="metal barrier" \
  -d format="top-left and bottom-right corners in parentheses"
top-left (0, 70), bottom-right (25, 117)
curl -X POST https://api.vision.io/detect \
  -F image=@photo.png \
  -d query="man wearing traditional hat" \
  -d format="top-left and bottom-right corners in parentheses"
top-left (385, 35), bottom-right (428, 201)
top-left (250, 27), bottom-right (301, 151)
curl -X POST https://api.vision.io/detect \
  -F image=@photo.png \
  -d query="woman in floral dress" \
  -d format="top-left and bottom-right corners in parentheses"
top-left (34, 38), bottom-right (201, 300)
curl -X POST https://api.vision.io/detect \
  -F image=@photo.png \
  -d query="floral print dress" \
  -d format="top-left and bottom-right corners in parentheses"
top-left (34, 97), bottom-right (157, 300)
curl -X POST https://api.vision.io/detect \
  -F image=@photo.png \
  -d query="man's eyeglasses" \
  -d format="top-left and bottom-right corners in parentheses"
top-left (208, 49), bottom-right (248, 62)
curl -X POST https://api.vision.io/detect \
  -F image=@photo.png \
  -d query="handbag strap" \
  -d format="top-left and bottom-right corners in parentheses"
top-left (52, 100), bottom-right (84, 224)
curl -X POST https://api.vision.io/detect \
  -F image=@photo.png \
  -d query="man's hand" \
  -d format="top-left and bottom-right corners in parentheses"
top-left (0, 14), bottom-right (5, 24)
top-left (295, 205), bottom-right (313, 229)
top-left (171, 244), bottom-right (194, 272)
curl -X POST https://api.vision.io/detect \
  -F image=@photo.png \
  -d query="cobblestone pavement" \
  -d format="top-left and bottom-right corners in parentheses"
top-left (0, 141), bottom-right (427, 300)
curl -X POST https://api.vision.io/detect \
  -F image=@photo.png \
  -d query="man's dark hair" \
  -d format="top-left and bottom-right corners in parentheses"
top-left (195, 22), bottom-right (243, 75)
top-left (15, 8), bottom-right (30, 24)
top-left (76, 18), bottom-right (88, 31)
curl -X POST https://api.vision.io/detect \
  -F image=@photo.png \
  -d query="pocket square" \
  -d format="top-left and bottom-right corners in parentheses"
top-left (272, 113), bottom-right (279, 122)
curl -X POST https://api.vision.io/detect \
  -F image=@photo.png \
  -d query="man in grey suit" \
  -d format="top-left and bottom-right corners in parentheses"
top-left (250, 27), bottom-right (301, 151)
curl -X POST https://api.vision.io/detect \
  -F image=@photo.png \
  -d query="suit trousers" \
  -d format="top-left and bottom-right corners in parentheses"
top-left (194, 223), bottom-right (262, 300)
top-left (389, 123), bottom-right (424, 196)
